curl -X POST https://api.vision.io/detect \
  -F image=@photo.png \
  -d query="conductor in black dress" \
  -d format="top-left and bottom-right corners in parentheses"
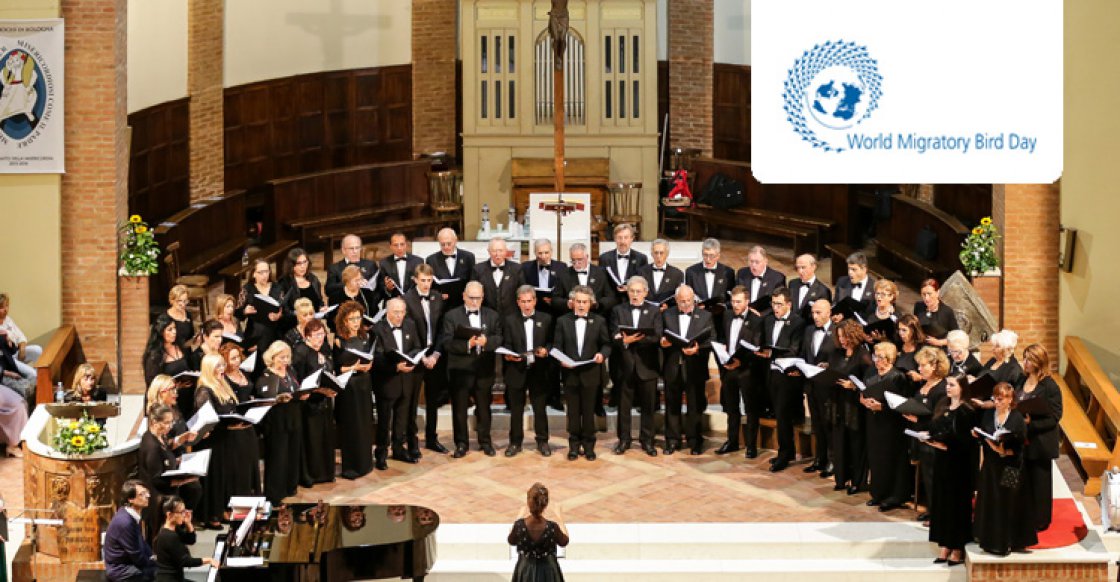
top-left (501, 285), bottom-right (554, 457)
top-left (404, 264), bottom-right (449, 455)
top-left (476, 237), bottom-right (525, 320)
top-left (788, 254), bottom-right (833, 322)
top-left (659, 285), bottom-right (715, 455)
top-left (801, 298), bottom-right (837, 475)
top-left (714, 286), bottom-right (762, 456)
top-left (609, 276), bottom-right (663, 456)
top-left (553, 285), bottom-right (611, 461)
top-left (371, 298), bottom-right (423, 470)
top-left (378, 232), bottom-right (425, 300)
top-left (438, 281), bottom-right (503, 457)
top-left (760, 287), bottom-right (805, 472)
top-left (324, 234), bottom-right (378, 299)
top-left (427, 227), bottom-right (476, 309)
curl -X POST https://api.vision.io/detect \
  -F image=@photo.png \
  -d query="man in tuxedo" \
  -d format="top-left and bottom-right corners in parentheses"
top-left (833, 250), bottom-right (876, 318)
top-left (551, 242), bottom-right (616, 317)
top-left (659, 285), bottom-right (714, 455)
top-left (475, 237), bottom-right (524, 319)
top-left (609, 277), bottom-right (663, 456)
top-left (403, 264), bottom-right (448, 455)
top-left (378, 232), bottom-right (424, 299)
top-left (759, 287), bottom-right (805, 472)
top-left (103, 480), bottom-right (156, 582)
top-left (552, 285), bottom-right (611, 461)
top-left (599, 223), bottom-right (648, 301)
top-left (714, 285), bottom-right (762, 456)
top-left (638, 238), bottom-right (685, 311)
top-left (371, 298), bottom-right (423, 469)
top-left (325, 234), bottom-right (378, 299)
top-left (684, 238), bottom-right (735, 331)
top-left (500, 285), bottom-right (554, 457)
top-left (788, 253), bottom-right (833, 321)
top-left (736, 245), bottom-right (786, 313)
top-left (426, 227), bottom-right (476, 309)
top-left (522, 238), bottom-right (567, 410)
top-left (801, 299), bottom-right (837, 477)
top-left (437, 281), bottom-right (503, 457)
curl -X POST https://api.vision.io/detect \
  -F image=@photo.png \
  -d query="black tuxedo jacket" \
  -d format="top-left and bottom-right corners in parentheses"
top-left (717, 310), bottom-right (763, 366)
top-left (325, 258), bottom-right (378, 299)
top-left (426, 248), bottom-right (476, 308)
top-left (638, 263), bottom-right (685, 305)
top-left (735, 266), bottom-right (787, 304)
top-left (475, 261), bottom-right (525, 319)
top-left (685, 262), bottom-right (736, 303)
top-left (437, 306), bottom-right (503, 375)
top-left (553, 312), bottom-right (611, 387)
top-left (371, 318), bottom-right (423, 399)
top-left (378, 254), bottom-right (425, 298)
top-left (403, 287), bottom-right (445, 350)
top-left (552, 264), bottom-right (617, 316)
top-left (521, 259), bottom-right (567, 289)
top-left (788, 277), bottom-right (833, 319)
top-left (760, 311), bottom-right (805, 354)
top-left (501, 311), bottom-right (554, 388)
top-left (661, 307), bottom-right (714, 384)
top-left (834, 275), bottom-right (876, 315)
top-left (599, 248), bottom-right (649, 289)
top-left (609, 302), bottom-right (663, 381)
top-left (801, 321), bottom-right (837, 365)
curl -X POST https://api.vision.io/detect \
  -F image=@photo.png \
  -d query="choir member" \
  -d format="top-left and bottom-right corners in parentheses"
top-left (476, 237), bottom-right (525, 320)
top-left (684, 238), bottom-right (735, 325)
top-left (236, 259), bottom-right (287, 364)
top-left (973, 383), bottom-right (1036, 555)
top-left (609, 277), bottom-right (662, 456)
top-left (438, 281), bottom-right (503, 457)
top-left (828, 319), bottom-right (872, 489)
top-left (193, 354), bottom-right (256, 529)
top-left (153, 495), bottom-right (218, 579)
top-left (800, 299), bottom-right (836, 475)
top-left (190, 320), bottom-right (224, 370)
top-left (426, 227), bottom-right (477, 308)
top-left (502, 285), bottom-right (554, 456)
top-left (553, 285), bottom-right (611, 461)
top-left (714, 286), bottom-right (761, 457)
top-left (254, 341), bottom-right (303, 504)
top-left (291, 319), bottom-right (337, 485)
top-left (865, 279), bottom-right (899, 344)
top-left (327, 264), bottom-right (379, 320)
top-left (522, 238), bottom-right (566, 310)
top-left (165, 285), bottom-right (196, 350)
top-left (758, 287), bottom-right (805, 472)
top-left (914, 279), bottom-right (959, 347)
top-left (895, 314), bottom-right (925, 385)
top-left (277, 247), bottom-right (324, 313)
top-left (637, 239), bottom-right (685, 311)
top-left (324, 234), bottom-right (378, 299)
top-left (906, 347), bottom-right (950, 522)
top-left (833, 251), bottom-right (876, 317)
top-left (212, 293), bottom-right (242, 339)
top-left (923, 372), bottom-right (976, 566)
top-left (552, 243), bottom-right (616, 317)
top-left (283, 298), bottom-right (316, 346)
top-left (600, 223), bottom-right (648, 301)
top-left (1016, 343), bottom-right (1063, 531)
top-left (332, 301), bottom-right (376, 478)
top-left (142, 314), bottom-right (194, 417)
top-left (405, 264), bottom-right (449, 454)
top-left (219, 344), bottom-right (260, 492)
top-left (138, 404), bottom-right (202, 537)
top-left (144, 375), bottom-right (192, 453)
top-left (788, 254), bottom-right (832, 321)
top-left (371, 298), bottom-right (422, 469)
top-left (378, 232), bottom-right (424, 299)
top-left (659, 285), bottom-right (714, 455)
top-left (220, 343), bottom-right (255, 403)
top-left (65, 362), bottom-right (106, 403)
top-left (735, 245), bottom-right (786, 310)
top-left (946, 330), bottom-right (982, 377)
top-left (981, 330), bottom-right (1025, 387)
top-left (861, 342), bottom-right (912, 511)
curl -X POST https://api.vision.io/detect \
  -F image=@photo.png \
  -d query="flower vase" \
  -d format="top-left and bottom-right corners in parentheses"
top-left (118, 275), bottom-right (150, 394)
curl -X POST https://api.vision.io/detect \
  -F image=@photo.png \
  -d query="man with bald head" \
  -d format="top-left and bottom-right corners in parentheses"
top-left (425, 227), bottom-right (476, 308)
top-left (371, 298), bottom-right (423, 469)
top-left (800, 298), bottom-right (837, 477)
top-left (788, 253), bottom-right (832, 321)
top-left (475, 237), bottom-right (525, 319)
top-left (659, 284), bottom-right (714, 455)
top-left (325, 234), bottom-right (379, 299)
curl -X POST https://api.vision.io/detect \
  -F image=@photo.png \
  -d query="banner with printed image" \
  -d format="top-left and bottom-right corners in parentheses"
top-left (0, 19), bottom-right (64, 174)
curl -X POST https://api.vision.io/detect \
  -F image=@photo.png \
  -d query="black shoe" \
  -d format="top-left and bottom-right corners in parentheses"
top-left (770, 460), bottom-right (790, 472)
top-left (642, 443), bottom-right (658, 456)
top-left (689, 444), bottom-right (703, 456)
top-left (375, 457), bottom-right (389, 471)
top-left (409, 448), bottom-right (423, 460)
top-left (947, 559), bottom-right (964, 566)
top-left (866, 499), bottom-right (881, 507)
top-left (803, 463), bottom-right (821, 473)
top-left (745, 449), bottom-right (758, 459)
top-left (879, 503), bottom-right (900, 512)
top-left (833, 484), bottom-right (846, 492)
top-left (538, 442), bottom-right (552, 457)
top-left (567, 450), bottom-right (580, 461)
top-left (481, 444), bottom-right (496, 457)
top-left (664, 443), bottom-right (678, 455)
top-left (548, 400), bottom-right (565, 412)
top-left (452, 445), bottom-right (467, 458)
top-left (426, 441), bottom-right (450, 454)
top-left (585, 450), bottom-right (597, 461)
top-left (715, 442), bottom-right (740, 455)
top-left (819, 470), bottom-right (834, 479)
top-left (392, 451), bottom-right (419, 464)
top-left (504, 445), bottom-right (521, 457)
top-left (768, 457), bottom-right (778, 465)
top-left (847, 485), bottom-right (861, 495)
top-left (916, 512), bottom-right (930, 521)
top-left (933, 557), bottom-right (947, 564)
top-left (340, 471), bottom-right (360, 480)
top-left (613, 441), bottom-right (630, 455)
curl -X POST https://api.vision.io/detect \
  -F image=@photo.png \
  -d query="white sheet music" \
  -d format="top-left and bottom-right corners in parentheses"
top-left (904, 429), bottom-right (931, 441)
top-left (300, 369), bottom-right (323, 391)
top-left (434, 277), bottom-right (460, 285)
top-left (395, 348), bottom-right (429, 365)
top-left (346, 347), bottom-right (375, 361)
top-left (233, 500), bottom-right (259, 546)
top-left (239, 351), bottom-right (257, 372)
top-left (740, 339), bottom-right (761, 352)
top-left (883, 391), bottom-right (907, 409)
top-left (549, 348), bottom-right (594, 368)
top-left (253, 293), bottom-right (280, 307)
top-left (163, 449), bottom-right (212, 478)
top-left (849, 375), bottom-right (868, 392)
top-left (187, 401), bottom-right (220, 434)
top-left (314, 304), bottom-right (339, 320)
top-left (711, 341), bottom-right (732, 365)
top-left (771, 357), bottom-right (806, 372)
top-left (793, 361), bottom-right (826, 378)
top-left (974, 427), bottom-right (1011, 441)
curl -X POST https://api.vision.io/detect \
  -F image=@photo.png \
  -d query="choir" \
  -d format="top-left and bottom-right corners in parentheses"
top-left (132, 229), bottom-right (1058, 561)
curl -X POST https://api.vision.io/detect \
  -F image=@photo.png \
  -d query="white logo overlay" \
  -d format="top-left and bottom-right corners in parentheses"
top-left (752, 0), bottom-right (1062, 184)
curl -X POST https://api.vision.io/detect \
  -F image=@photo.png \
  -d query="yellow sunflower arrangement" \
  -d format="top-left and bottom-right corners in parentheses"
top-left (53, 413), bottom-right (110, 455)
top-left (960, 216), bottom-right (1001, 276)
top-left (119, 214), bottom-right (161, 276)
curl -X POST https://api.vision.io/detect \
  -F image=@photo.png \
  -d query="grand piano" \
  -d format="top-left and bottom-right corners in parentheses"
top-left (213, 501), bottom-right (439, 581)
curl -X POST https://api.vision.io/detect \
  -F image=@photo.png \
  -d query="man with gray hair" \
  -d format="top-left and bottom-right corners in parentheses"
top-left (659, 284), bottom-right (714, 455)
top-left (609, 276), bottom-right (663, 455)
top-left (637, 238), bottom-right (684, 308)
top-left (475, 237), bottom-right (524, 319)
top-left (325, 233), bottom-right (378, 299)
top-left (551, 242), bottom-right (615, 317)
top-left (685, 238), bottom-right (735, 327)
top-left (500, 285), bottom-right (554, 456)
top-left (552, 284), bottom-right (611, 461)
top-left (425, 227), bottom-right (476, 309)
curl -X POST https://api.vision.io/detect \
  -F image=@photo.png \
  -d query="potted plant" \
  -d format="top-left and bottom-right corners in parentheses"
top-left (118, 214), bottom-right (160, 277)
top-left (52, 413), bottom-right (110, 456)
top-left (959, 216), bottom-right (1000, 277)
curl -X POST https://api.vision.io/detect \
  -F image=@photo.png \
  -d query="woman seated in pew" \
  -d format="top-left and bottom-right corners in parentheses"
top-left (165, 285), bottom-right (197, 351)
top-left (830, 319), bottom-right (874, 496)
top-left (219, 343), bottom-right (260, 493)
top-left (904, 347), bottom-right (950, 524)
top-left (1015, 343), bottom-right (1063, 532)
top-left (190, 320), bottom-right (225, 371)
top-left (914, 279), bottom-right (958, 348)
top-left (923, 372), bottom-right (977, 566)
top-left (0, 373), bottom-right (28, 457)
top-left (143, 314), bottom-right (196, 418)
top-left (291, 318), bottom-right (337, 486)
top-left (277, 247), bottom-right (325, 314)
top-left (236, 259), bottom-right (288, 371)
top-left (65, 362), bottom-right (107, 403)
top-left (213, 294), bottom-right (243, 340)
top-left (973, 382), bottom-right (1035, 555)
top-left (193, 354), bottom-right (257, 529)
top-left (326, 265), bottom-right (379, 331)
top-left (145, 375), bottom-right (196, 454)
top-left (946, 330), bottom-right (983, 378)
top-left (139, 404), bottom-right (202, 538)
top-left (283, 298), bottom-right (316, 347)
top-left (864, 279), bottom-right (900, 343)
top-left (981, 330), bottom-right (1024, 387)
top-left (894, 314), bottom-right (925, 385)
top-left (859, 342), bottom-right (912, 512)
top-left (255, 341), bottom-right (304, 506)
top-left (0, 292), bottom-right (40, 384)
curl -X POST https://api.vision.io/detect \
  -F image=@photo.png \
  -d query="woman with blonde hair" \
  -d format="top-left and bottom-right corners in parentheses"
top-left (212, 294), bottom-right (242, 339)
top-left (165, 285), bottom-right (196, 350)
top-left (1016, 343), bottom-right (1063, 531)
top-left (66, 362), bottom-right (106, 403)
top-left (145, 375), bottom-right (196, 454)
top-left (865, 279), bottom-right (900, 343)
top-left (508, 482), bottom-right (569, 582)
top-left (860, 342), bottom-right (911, 512)
top-left (193, 354), bottom-right (257, 528)
top-left (283, 297), bottom-right (317, 346)
top-left (905, 346), bottom-right (950, 523)
top-left (254, 341), bottom-right (302, 504)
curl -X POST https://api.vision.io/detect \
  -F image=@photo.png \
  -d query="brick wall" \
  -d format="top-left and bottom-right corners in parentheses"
top-left (188, 0), bottom-right (224, 200)
top-left (668, 0), bottom-right (713, 156)
top-left (995, 183), bottom-right (1060, 364)
top-left (60, 0), bottom-right (128, 376)
top-left (412, 0), bottom-right (457, 157)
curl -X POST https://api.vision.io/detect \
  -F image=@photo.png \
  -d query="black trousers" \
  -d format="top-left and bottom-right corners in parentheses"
top-left (744, 359), bottom-right (771, 452)
top-left (419, 357), bottom-right (449, 444)
top-left (506, 363), bottom-right (551, 446)
top-left (450, 368), bottom-right (493, 448)
top-left (768, 371), bottom-right (801, 462)
top-left (375, 387), bottom-right (412, 457)
top-left (720, 367), bottom-right (750, 447)
top-left (618, 374), bottom-right (658, 445)
top-left (564, 374), bottom-right (600, 451)
top-left (805, 381), bottom-right (833, 467)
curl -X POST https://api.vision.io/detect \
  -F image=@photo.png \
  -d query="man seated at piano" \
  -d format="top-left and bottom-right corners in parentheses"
top-left (104, 480), bottom-right (157, 582)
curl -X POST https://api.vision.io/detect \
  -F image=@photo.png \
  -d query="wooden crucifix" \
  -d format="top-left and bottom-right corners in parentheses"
top-left (549, 0), bottom-right (569, 193)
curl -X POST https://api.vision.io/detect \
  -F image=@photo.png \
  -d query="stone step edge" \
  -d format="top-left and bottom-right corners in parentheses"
top-left (430, 557), bottom-right (964, 573)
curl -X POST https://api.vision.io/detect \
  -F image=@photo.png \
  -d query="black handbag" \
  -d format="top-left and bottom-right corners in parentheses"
top-left (999, 463), bottom-right (1022, 489)
top-left (698, 173), bottom-right (745, 210)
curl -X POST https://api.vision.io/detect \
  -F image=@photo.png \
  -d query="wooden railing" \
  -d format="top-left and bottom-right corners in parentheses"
top-left (1057, 335), bottom-right (1117, 495)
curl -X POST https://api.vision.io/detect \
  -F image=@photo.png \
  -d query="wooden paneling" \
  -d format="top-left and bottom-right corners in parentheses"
top-left (657, 60), bottom-right (670, 167)
top-left (934, 184), bottom-right (992, 228)
top-left (152, 190), bottom-right (248, 302)
top-left (127, 98), bottom-right (190, 225)
top-left (712, 63), bottom-right (750, 162)
top-left (224, 65), bottom-right (413, 192)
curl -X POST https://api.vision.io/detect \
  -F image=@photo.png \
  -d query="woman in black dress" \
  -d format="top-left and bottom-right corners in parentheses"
top-left (829, 319), bottom-right (873, 495)
top-left (924, 372), bottom-right (976, 566)
top-left (277, 247), bottom-right (325, 314)
top-left (864, 279), bottom-right (899, 344)
top-left (255, 341), bottom-right (303, 505)
top-left (144, 375), bottom-right (193, 454)
top-left (138, 405), bottom-right (202, 540)
top-left (904, 347), bottom-right (949, 523)
top-left (1016, 343), bottom-right (1063, 531)
top-left (283, 298), bottom-right (316, 346)
top-left (914, 278), bottom-right (958, 348)
top-left (165, 285), bottom-right (196, 352)
top-left (143, 314), bottom-right (196, 418)
top-left (860, 342), bottom-right (911, 512)
top-left (508, 483), bottom-right (569, 582)
top-left (946, 330), bottom-right (982, 378)
top-left (894, 314), bottom-right (925, 386)
top-left (64, 362), bottom-right (107, 403)
top-left (213, 293), bottom-right (243, 340)
top-left (190, 320), bottom-right (225, 369)
top-left (973, 382), bottom-right (1037, 555)
top-left (193, 354), bottom-right (257, 529)
top-left (327, 265), bottom-right (379, 333)
top-left (333, 300), bottom-right (375, 479)
top-left (220, 343), bottom-right (261, 494)
top-left (291, 318), bottom-right (337, 486)
top-left (153, 495), bottom-right (217, 581)
top-left (982, 330), bottom-right (1025, 388)
top-left (236, 259), bottom-right (288, 374)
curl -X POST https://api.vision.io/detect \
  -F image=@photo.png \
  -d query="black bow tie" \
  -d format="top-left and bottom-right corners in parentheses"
top-left (751, 275), bottom-right (762, 281)
top-left (776, 317), bottom-right (788, 323)
top-left (652, 267), bottom-right (665, 272)
top-left (391, 326), bottom-right (402, 331)
top-left (523, 315), bottom-right (535, 322)
top-left (852, 282), bottom-right (863, 289)
top-left (617, 254), bottom-right (630, 260)
top-left (443, 254), bottom-right (456, 260)
top-left (734, 314), bottom-right (748, 321)
top-left (492, 264), bottom-right (504, 271)
top-left (704, 268), bottom-right (716, 274)
top-left (394, 256), bottom-right (408, 262)
top-left (680, 311), bottom-right (694, 317)
top-left (466, 310), bottom-right (479, 316)
top-left (575, 315), bottom-right (589, 321)
top-left (815, 326), bottom-right (827, 332)
top-left (575, 270), bottom-right (587, 276)
top-left (421, 296), bottom-right (431, 302)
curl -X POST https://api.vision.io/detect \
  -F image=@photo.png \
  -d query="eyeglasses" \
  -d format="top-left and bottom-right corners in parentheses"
top-left (465, 296), bottom-right (483, 301)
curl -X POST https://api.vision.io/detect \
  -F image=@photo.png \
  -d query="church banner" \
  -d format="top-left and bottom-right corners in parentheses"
top-left (0, 19), bottom-right (64, 174)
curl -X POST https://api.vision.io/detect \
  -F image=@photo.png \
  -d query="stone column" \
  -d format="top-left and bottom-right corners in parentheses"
top-left (188, 0), bottom-right (224, 201)
top-left (412, 0), bottom-right (458, 158)
top-left (668, 0), bottom-right (713, 156)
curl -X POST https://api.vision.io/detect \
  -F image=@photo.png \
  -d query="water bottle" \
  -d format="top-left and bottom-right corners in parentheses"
top-left (481, 203), bottom-right (491, 233)
top-left (508, 206), bottom-right (517, 232)
top-left (523, 211), bottom-right (530, 234)
top-left (55, 381), bottom-right (65, 402)
top-left (241, 248), bottom-right (250, 268)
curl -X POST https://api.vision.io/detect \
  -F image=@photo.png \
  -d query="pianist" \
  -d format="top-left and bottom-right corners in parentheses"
top-left (104, 480), bottom-right (157, 582)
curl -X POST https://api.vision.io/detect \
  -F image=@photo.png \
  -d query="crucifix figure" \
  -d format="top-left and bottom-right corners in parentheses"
top-left (549, 0), bottom-right (569, 194)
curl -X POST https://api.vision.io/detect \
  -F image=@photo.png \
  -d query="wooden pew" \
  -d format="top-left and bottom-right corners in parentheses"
top-left (286, 202), bottom-right (426, 251)
top-left (33, 325), bottom-right (116, 406)
top-left (681, 205), bottom-right (820, 256)
top-left (318, 216), bottom-right (447, 266)
top-left (152, 190), bottom-right (249, 302)
top-left (217, 239), bottom-right (300, 294)
top-left (871, 194), bottom-right (969, 287)
top-left (1059, 336), bottom-right (1120, 496)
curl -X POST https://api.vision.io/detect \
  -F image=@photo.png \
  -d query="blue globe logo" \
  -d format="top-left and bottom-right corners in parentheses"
top-left (783, 41), bottom-right (882, 152)
top-left (807, 66), bottom-right (867, 130)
